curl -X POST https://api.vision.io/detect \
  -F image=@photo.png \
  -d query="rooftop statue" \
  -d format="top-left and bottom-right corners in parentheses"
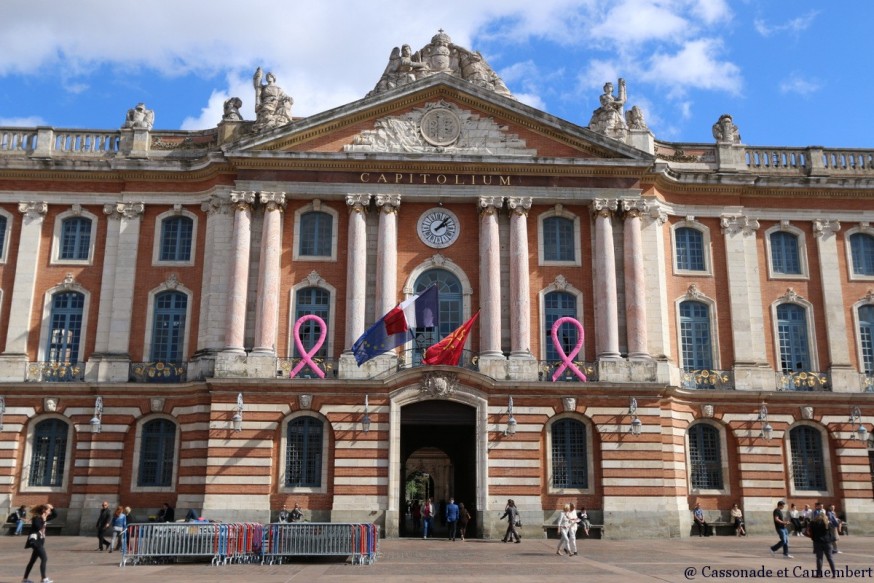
top-left (712, 114), bottom-right (741, 144)
top-left (368, 30), bottom-right (513, 99)
top-left (252, 68), bottom-right (294, 132)
top-left (625, 105), bottom-right (647, 131)
top-left (122, 102), bottom-right (155, 130)
top-left (222, 97), bottom-right (244, 121)
top-left (588, 79), bottom-right (627, 140)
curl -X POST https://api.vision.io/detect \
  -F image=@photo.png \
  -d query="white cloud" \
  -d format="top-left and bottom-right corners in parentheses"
top-left (754, 10), bottom-right (818, 37)
top-left (0, 115), bottom-right (46, 127)
top-left (642, 39), bottom-right (742, 95)
top-left (779, 74), bottom-right (821, 96)
top-left (589, 0), bottom-right (692, 44)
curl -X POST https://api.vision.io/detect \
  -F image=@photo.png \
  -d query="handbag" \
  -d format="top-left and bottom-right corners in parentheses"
top-left (515, 518), bottom-right (522, 527)
top-left (24, 533), bottom-right (37, 549)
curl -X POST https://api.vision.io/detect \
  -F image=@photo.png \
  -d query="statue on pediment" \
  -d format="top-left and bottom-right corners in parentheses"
top-left (252, 68), bottom-right (294, 132)
top-left (588, 79), bottom-right (627, 140)
top-left (122, 102), bottom-right (155, 130)
top-left (712, 113), bottom-right (741, 144)
top-left (222, 97), bottom-right (244, 121)
top-left (625, 105), bottom-right (647, 130)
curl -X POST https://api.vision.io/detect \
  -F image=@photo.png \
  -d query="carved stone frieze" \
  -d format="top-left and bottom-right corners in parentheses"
top-left (150, 398), bottom-right (165, 413)
top-left (721, 215), bottom-right (760, 237)
top-left (104, 202), bottom-right (145, 220)
top-left (304, 271), bottom-right (326, 287)
top-left (202, 196), bottom-right (231, 216)
top-left (18, 202), bottom-right (48, 222)
top-left (44, 397), bottom-right (58, 412)
top-left (685, 283), bottom-right (705, 301)
top-left (701, 404), bottom-right (714, 418)
top-left (562, 397), bottom-right (577, 413)
top-left (779, 287), bottom-right (804, 303)
top-left (812, 219), bottom-right (841, 238)
top-left (299, 394), bottom-right (313, 410)
top-left (800, 406), bottom-right (814, 420)
top-left (419, 372), bottom-right (458, 399)
top-left (551, 274), bottom-right (570, 291)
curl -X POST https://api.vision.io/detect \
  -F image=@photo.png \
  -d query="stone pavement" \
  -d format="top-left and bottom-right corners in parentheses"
top-left (1, 534), bottom-right (872, 583)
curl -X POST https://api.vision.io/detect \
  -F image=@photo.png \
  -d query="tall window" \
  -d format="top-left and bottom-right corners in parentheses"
top-left (770, 231), bottom-right (801, 275)
top-left (286, 417), bottom-right (323, 487)
top-left (0, 214), bottom-right (7, 259)
top-left (138, 419), bottom-right (176, 487)
top-left (851, 233), bottom-right (874, 276)
top-left (47, 292), bottom-right (84, 364)
top-left (413, 270), bottom-right (461, 359)
top-left (790, 426), bottom-right (826, 491)
top-left (29, 419), bottom-right (68, 487)
top-left (688, 424), bottom-right (723, 490)
top-left (680, 301), bottom-right (713, 370)
top-left (860, 305), bottom-right (874, 373)
top-left (60, 217), bottom-right (91, 260)
top-left (159, 216), bottom-right (193, 262)
top-left (299, 211), bottom-right (332, 257)
top-left (543, 216), bottom-right (575, 262)
top-left (545, 291), bottom-right (578, 362)
top-left (151, 291), bottom-right (187, 362)
top-left (675, 227), bottom-right (705, 271)
top-left (551, 419), bottom-right (588, 489)
top-left (777, 304), bottom-right (811, 371)
top-left (294, 287), bottom-right (329, 358)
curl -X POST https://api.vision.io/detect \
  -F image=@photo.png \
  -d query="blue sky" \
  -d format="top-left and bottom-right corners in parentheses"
top-left (1, 0), bottom-right (871, 148)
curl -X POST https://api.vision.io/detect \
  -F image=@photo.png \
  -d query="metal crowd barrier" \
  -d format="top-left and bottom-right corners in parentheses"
top-left (121, 522), bottom-right (378, 567)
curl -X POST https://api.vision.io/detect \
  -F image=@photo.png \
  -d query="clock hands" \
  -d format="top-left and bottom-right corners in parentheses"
top-left (434, 217), bottom-right (451, 234)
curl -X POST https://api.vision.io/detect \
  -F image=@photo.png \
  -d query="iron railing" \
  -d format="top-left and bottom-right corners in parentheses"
top-left (129, 362), bottom-right (188, 383)
top-left (681, 369), bottom-right (734, 390)
top-left (538, 360), bottom-right (598, 382)
top-left (776, 370), bottom-right (830, 391)
top-left (26, 361), bottom-right (84, 382)
top-left (279, 357), bottom-right (338, 379)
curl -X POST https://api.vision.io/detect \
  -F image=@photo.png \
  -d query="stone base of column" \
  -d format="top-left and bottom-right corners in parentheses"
top-left (188, 350), bottom-right (217, 381)
top-left (477, 353), bottom-right (507, 379)
top-left (85, 353), bottom-right (131, 383)
top-left (384, 509), bottom-right (399, 538)
top-left (741, 496), bottom-right (784, 535)
top-left (828, 366), bottom-right (863, 392)
top-left (247, 352), bottom-right (279, 379)
top-left (733, 364), bottom-right (777, 391)
top-left (215, 350), bottom-right (250, 378)
top-left (603, 495), bottom-right (689, 539)
top-left (626, 128), bottom-right (655, 154)
top-left (0, 354), bottom-right (27, 382)
top-left (338, 352), bottom-right (398, 380)
top-left (843, 498), bottom-right (874, 536)
top-left (508, 353), bottom-right (538, 381)
top-left (598, 359), bottom-right (665, 383)
top-left (200, 493), bottom-right (270, 523)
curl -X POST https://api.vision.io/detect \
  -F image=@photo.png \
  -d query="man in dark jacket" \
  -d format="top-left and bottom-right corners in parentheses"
top-left (96, 501), bottom-right (111, 551)
top-left (157, 503), bottom-right (175, 523)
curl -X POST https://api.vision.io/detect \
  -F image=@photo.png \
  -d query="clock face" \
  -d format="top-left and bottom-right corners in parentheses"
top-left (417, 208), bottom-right (460, 248)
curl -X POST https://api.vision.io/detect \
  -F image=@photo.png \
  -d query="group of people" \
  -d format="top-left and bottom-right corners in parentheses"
top-left (411, 497), bottom-right (472, 540)
top-left (95, 500), bottom-right (149, 554)
top-left (277, 503), bottom-right (304, 523)
top-left (693, 502), bottom-right (747, 537)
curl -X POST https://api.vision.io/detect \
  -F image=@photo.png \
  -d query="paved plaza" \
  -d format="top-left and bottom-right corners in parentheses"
top-left (1, 534), bottom-right (873, 582)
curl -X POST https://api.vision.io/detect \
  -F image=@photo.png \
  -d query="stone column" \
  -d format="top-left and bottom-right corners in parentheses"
top-left (478, 196), bottom-right (503, 360)
top-left (507, 196), bottom-right (532, 355)
top-left (0, 202), bottom-right (47, 381)
top-left (641, 204), bottom-right (674, 384)
top-left (622, 199), bottom-right (649, 360)
top-left (344, 194), bottom-right (371, 349)
top-left (223, 191), bottom-right (255, 353)
top-left (253, 192), bottom-right (286, 354)
top-left (593, 199), bottom-right (620, 360)
top-left (374, 194), bottom-right (400, 318)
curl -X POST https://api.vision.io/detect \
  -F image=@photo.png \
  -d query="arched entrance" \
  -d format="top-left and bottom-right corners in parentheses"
top-left (399, 400), bottom-right (477, 537)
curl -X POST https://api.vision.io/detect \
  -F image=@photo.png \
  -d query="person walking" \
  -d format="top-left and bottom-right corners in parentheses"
top-left (21, 502), bottom-right (56, 583)
top-left (826, 504), bottom-right (842, 554)
top-left (809, 502), bottom-right (836, 578)
top-left (555, 504), bottom-right (573, 556)
top-left (730, 503), bottom-right (746, 536)
top-left (769, 500), bottom-right (793, 559)
top-left (14, 505), bottom-right (27, 536)
top-left (422, 498), bottom-right (434, 539)
top-left (109, 505), bottom-right (127, 553)
top-left (567, 503), bottom-right (580, 556)
top-left (445, 497), bottom-right (459, 541)
top-left (458, 503), bottom-right (471, 541)
top-left (500, 499), bottom-right (521, 543)
top-left (96, 501), bottom-right (111, 551)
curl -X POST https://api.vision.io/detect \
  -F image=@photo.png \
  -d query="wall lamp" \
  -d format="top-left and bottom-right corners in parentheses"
top-left (758, 403), bottom-right (773, 441)
top-left (89, 396), bottom-right (103, 434)
top-left (503, 396), bottom-right (517, 436)
top-left (362, 395), bottom-right (371, 433)
top-left (232, 393), bottom-right (243, 432)
top-left (629, 398), bottom-right (642, 436)
top-left (849, 406), bottom-right (868, 442)
top-left (0, 395), bottom-right (5, 431)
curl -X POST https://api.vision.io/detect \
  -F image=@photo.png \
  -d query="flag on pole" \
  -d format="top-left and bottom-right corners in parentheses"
top-left (351, 285), bottom-right (439, 366)
top-left (423, 311), bottom-right (480, 366)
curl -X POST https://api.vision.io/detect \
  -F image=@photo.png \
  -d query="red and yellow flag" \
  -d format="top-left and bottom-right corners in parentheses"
top-left (423, 311), bottom-right (480, 366)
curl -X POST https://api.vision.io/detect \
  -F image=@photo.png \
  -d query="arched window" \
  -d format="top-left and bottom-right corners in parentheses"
top-left (543, 216), bottom-right (575, 262)
top-left (29, 419), bottom-right (68, 487)
top-left (679, 301), bottom-right (712, 370)
top-left (138, 419), bottom-right (176, 487)
top-left (790, 426), bottom-right (826, 491)
top-left (545, 291), bottom-right (578, 362)
top-left (859, 305), bottom-right (874, 373)
top-left (850, 232), bottom-right (874, 276)
top-left (151, 291), bottom-right (187, 362)
top-left (770, 231), bottom-right (801, 275)
top-left (551, 418), bottom-right (588, 489)
top-left (688, 424), bottom-right (723, 490)
top-left (413, 269), bottom-right (462, 356)
top-left (286, 417), bottom-right (323, 487)
top-left (299, 211), bottom-right (332, 257)
top-left (0, 214), bottom-right (7, 259)
top-left (675, 227), bottom-right (705, 271)
top-left (159, 216), bottom-right (194, 262)
top-left (60, 217), bottom-right (92, 260)
top-left (777, 304), bottom-right (811, 372)
top-left (294, 287), bottom-right (330, 358)
top-left (47, 291), bottom-right (85, 364)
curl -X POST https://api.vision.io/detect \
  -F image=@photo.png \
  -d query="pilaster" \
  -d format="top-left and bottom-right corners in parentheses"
top-left (622, 199), bottom-right (649, 360)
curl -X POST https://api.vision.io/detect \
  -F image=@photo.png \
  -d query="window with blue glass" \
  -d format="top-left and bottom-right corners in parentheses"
top-left (286, 417), bottom-right (323, 487)
top-left (850, 233), bottom-right (874, 276)
top-left (138, 419), bottom-right (176, 487)
top-left (790, 425), bottom-right (826, 491)
top-left (688, 423), bottom-right (723, 490)
top-left (413, 270), bottom-right (461, 361)
top-left (777, 303), bottom-right (811, 372)
top-left (60, 217), bottom-right (91, 260)
top-left (859, 305), bottom-right (874, 373)
top-left (770, 231), bottom-right (802, 275)
top-left (675, 227), bottom-right (705, 271)
top-left (294, 287), bottom-right (329, 359)
top-left (551, 419), bottom-right (588, 489)
top-left (543, 216), bottom-right (575, 262)
top-left (545, 291), bottom-right (578, 362)
top-left (47, 292), bottom-right (84, 364)
top-left (159, 216), bottom-right (193, 262)
top-left (680, 301), bottom-right (713, 370)
top-left (29, 418), bottom-right (68, 487)
top-left (151, 291), bottom-right (187, 363)
top-left (299, 211), bottom-right (332, 257)
top-left (0, 215), bottom-right (7, 259)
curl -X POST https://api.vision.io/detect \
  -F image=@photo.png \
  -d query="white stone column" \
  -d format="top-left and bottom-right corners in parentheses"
top-left (0, 202), bottom-right (47, 380)
top-left (223, 191), bottom-right (255, 353)
top-left (196, 195), bottom-right (233, 353)
top-left (593, 199), bottom-right (620, 359)
top-left (622, 199), bottom-right (649, 360)
top-left (253, 192), bottom-right (286, 354)
top-left (374, 194), bottom-right (400, 318)
top-left (507, 196), bottom-right (532, 355)
top-left (344, 194), bottom-right (371, 349)
top-left (478, 196), bottom-right (503, 358)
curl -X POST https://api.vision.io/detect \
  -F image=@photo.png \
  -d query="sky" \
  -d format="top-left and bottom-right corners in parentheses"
top-left (0, 0), bottom-right (872, 148)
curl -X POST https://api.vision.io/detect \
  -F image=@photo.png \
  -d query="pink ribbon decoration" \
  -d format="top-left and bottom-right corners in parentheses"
top-left (550, 316), bottom-right (587, 382)
top-left (290, 314), bottom-right (327, 379)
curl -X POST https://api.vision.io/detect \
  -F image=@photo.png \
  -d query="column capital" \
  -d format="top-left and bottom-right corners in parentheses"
top-left (260, 191), bottom-right (286, 211)
top-left (375, 193), bottom-right (401, 213)
top-left (230, 190), bottom-right (256, 211)
top-left (720, 214), bottom-right (760, 237)
top-left (506, 196), bottom-right (532, 216)
top-left (478, 196), bottom-right (503, 215)
top-left (621, 198), bottom-right (647, 218)
top-left (17, 201), bottom-right (48, 221)
top-left (201, 195), bottom-right (231, 216)
top-left (104, 201), bottom-right (145, 220)
top-left (812, 218), bottom-right (841, 238)
top-left (346, 193), bottom-right (371, 213)
top-left (592, 198), bottom-right (618, 218)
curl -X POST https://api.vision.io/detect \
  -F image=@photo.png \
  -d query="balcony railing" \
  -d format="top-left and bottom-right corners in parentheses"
top-left (397, 349), bottom-right (479, 372)
top-left (278, 357), bottom-right (338, 379)
top-left (538, 360), bottom-right (599, 382)
top-left (26, 361), bottom-right (84, 382)
top-left (863, 373), bottom-right (874, 393)
top-left (776, 370), bottom-right (831, 391)
top-left (681, 369), bottom-right (734, 390)
top-left (129, 362), bottom-right (187, 383)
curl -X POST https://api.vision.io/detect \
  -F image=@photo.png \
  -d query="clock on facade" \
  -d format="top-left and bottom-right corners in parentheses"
top-left (417, 208), bottom-right (460, 248)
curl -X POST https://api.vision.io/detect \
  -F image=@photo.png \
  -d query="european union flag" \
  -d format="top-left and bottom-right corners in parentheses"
top-left (351, 286), bottom-right (438, 366)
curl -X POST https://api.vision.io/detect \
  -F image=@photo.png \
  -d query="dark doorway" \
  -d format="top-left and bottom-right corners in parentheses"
top-left (400, 400), bottom-right (477, 538)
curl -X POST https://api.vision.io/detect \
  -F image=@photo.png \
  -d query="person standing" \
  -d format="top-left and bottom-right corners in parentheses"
top-left (458, 503), bottom-right (471, 541)
top-left (499, 499), bottom-right (521, 543)
top-left (445, 497), bottom-right (459, 541)
top-left (22, 502), bottom-right (56, 583)
top-left (422, 498), bottom-right (434, 539)
top-left (96, 501), bottom-right (111, 551)
top-left (109, 505), bottom-right (127, 553)
top-left (14, 505), bottom-right (27, 536)
top-left (730, 503), bottom-right (746, 536)
top-left (693, 503), bottom-right (708, 537)
top-left (788, 503), bottom-right (802, 536)
top-left (826, 504), bottom-right (842, 554)
top-left (809, 502), bottom-right (835, 578)
top-left (769, 500), bottom-right (793, 558)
